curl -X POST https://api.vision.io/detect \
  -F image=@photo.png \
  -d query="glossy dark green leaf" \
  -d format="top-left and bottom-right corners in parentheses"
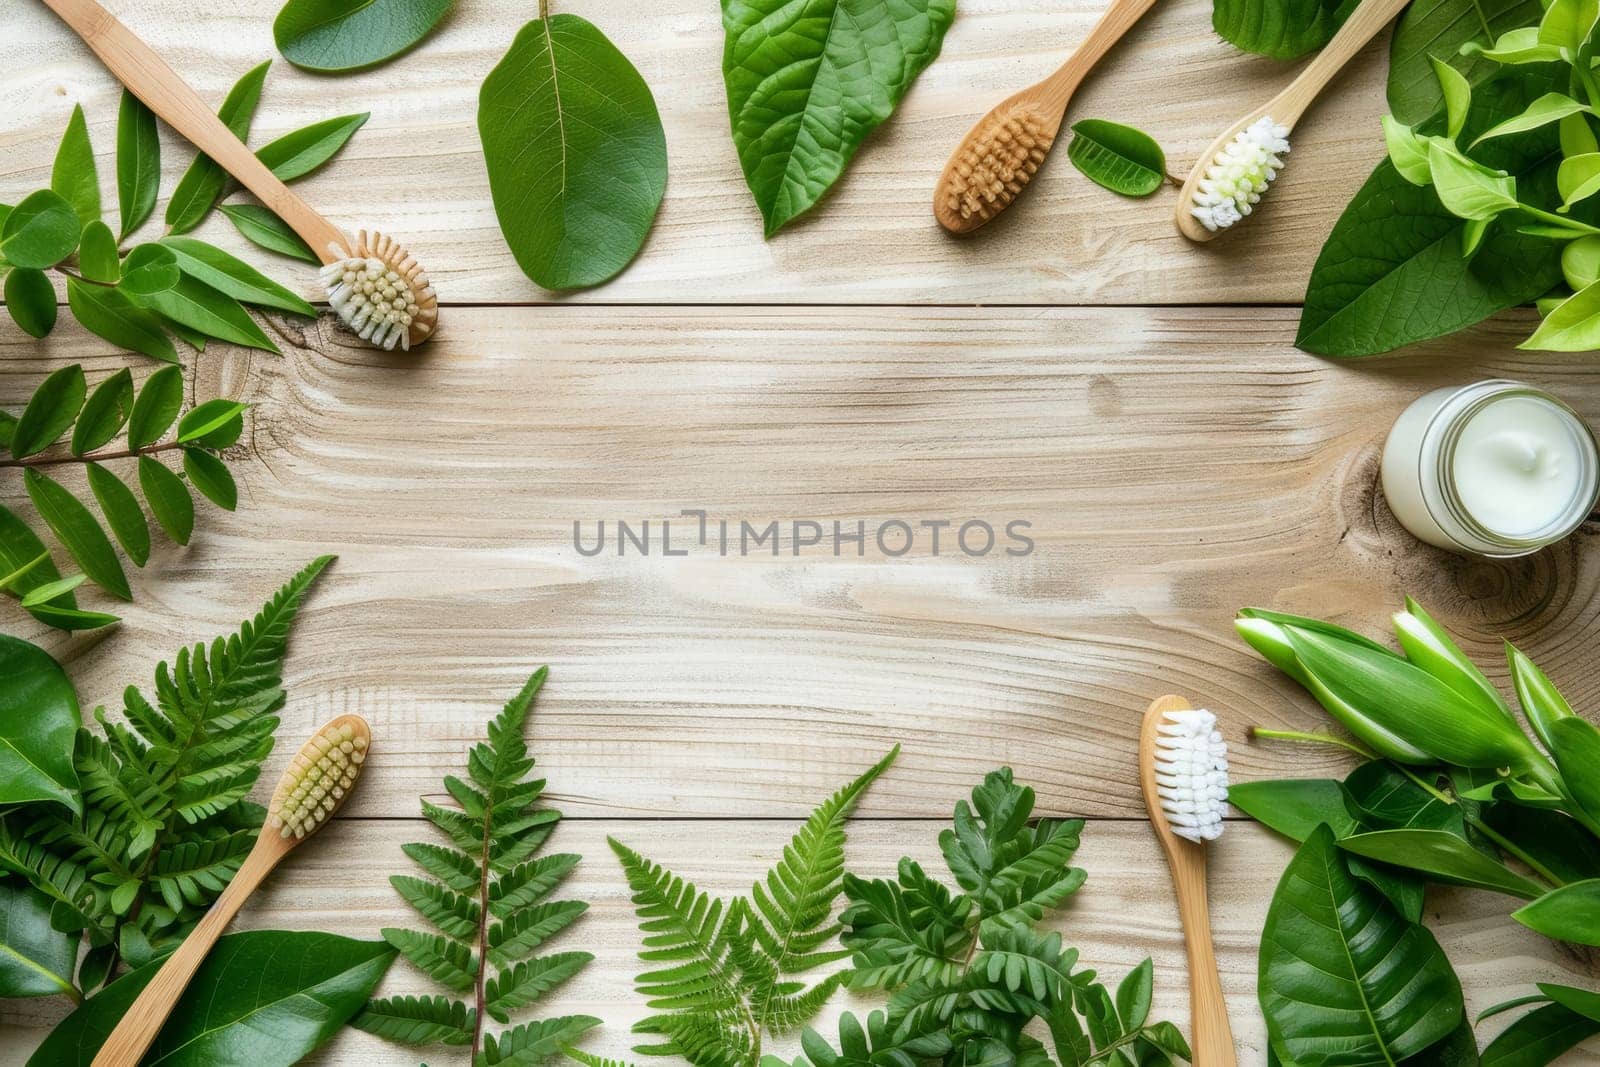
top-left (26, 930), bottom-right (395, 1066)
top-left (274, 0), bottom-right (456, 71)
top-left (71, 369), bottom-right (134, 455)
top-left (1480, 1002), bottom-right (1600, 1066)
top-left (1229, 778), bottom-right (1357, 840)
top-left (1513, 880), bottom-right (1600, 945)
top-left (51, 104), bottom-right (100, 228)
top-left (722, 0), bottom-right (953, 236)
top-left (1548, 716), bottom-right (1600, 824)
top-left (0, 550), bottom-right (50, 593)
top-left (20, 573), bottom-right (87, 608)
top-left (65, 277), bottom-right (176, 364)
top-left (23, 469), bottom-right (129, 599)
top-left (120, 243), bottom-right (179, 297)
top-left (158, 313), bottom-right (209, 352)
top-left (86, 462), bottom-right (150, 566)
top-left (0, 881), bottom-right (77, 999)
top-left (1340, 829), bottom-right (1544, 898)
top-left (1388, 0), bottom-right (1543, 124)
top-left (5, 268), bottom-right (58, 339)
top-left (0, 633), bottom-right (79, 813)
top-left (1213, 0), bottom-right (1358, 59)
top-left (127, 365), bottom-right (182, 448)
top-left (116, 90), bottom-right (160, 240)
top-left (1341, 761), bottom-right (1463, 834)
top-left (12, 364), bottom-right (86, 460)
top-left (160, 237), bottom-right (314, 316)
top-left (1114, 957), bottom-right (1152, 1031)
top-left (177, 399), bottom-right (249, 443)
top-left (1541, 983), bottom-right (1600, 1023)
top-left (166, 61), bottom-right (271, 234)
top-left (22, 601), bottom-right (120, 631)
top-left (1260, 826), bottom-right (1464, 1064)
top-left (1066, 120), bottom-right (1167, 197)
top-left (183, 448), bottom-right (237, 511)
top-left (1, 190), bottom-right (81, 270)
top-left (138, 456), bottom-right (194, 545)
top-left (193, 410), bottom-right (243, 450)
top-left (135, 275), bottom-right (279, 353)
top-left (255, 113), bottom-right (369, 181)
top-left (76, 221), bottom-right (119, 284)
top-left (479, 15), bottom-right (667, 290)
top-left (1482, 804), bottom-right (1600, 884)
top-left (218, 203), bottom-right (318, 263)
top-left (0, 504), bottom-right (70, 605)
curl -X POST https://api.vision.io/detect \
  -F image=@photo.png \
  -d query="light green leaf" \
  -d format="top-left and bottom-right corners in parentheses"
top-left (1427, 139), bottom-right (1519, 219)
top-left (1431, 57), bottom-right (1471, 141)
top-left (178, 398), bottom-right (249, 443)
top-left (1557, 152), bottom-right (1600, 210)
top-left (20, 573), bottom-right (87, 608)
top-left (1507, 643), bottom-right (1575, 753)
top-left (255, 113), bottom-right (369, 181)
top-left (0, 505), bottom-right (70, 606)
top-left (274, 0), bottom-right (457, 72)
top-left (479, 15), bottom-right (667, 290)
top-left (134, 274), bottom-right (280, 353)
top-left (0, 881), bottom-right (77, 999)
top-left (1384, 117), bottom-right (1433, 185)
top-left (5, 269), bottom-right (58, 339)
top-left (138, 456), bottom-right (194, 545)
top-left (1538, 0), bottom-right (1599, 53)
top-left (51, 104), bottom-right (100, 229)
top-left (86, 462), bottom-right (150, 566)
top-left (1213, 0), bottom-right (1359, 59)
top-left (128, 366), bottom-right (183, 448)
top-left (1561, 112), bottom-right (1597, 157)
top-left (1541, 983), bottom-right (1600, 1024)
top-left (160, 237), bottom-right (314, 316)
top-left (1, 190), bottom-right (81, 269)
top-left (1388, 0), bottom-right (1545, 123)
top-left (1065, 120), bottom-right (1166, 197)
top-left (1522, 278), bottom-right (1600, 350)
top-left (1464, 25), bottom-right (1565, 65)
top-left (23, 468), bottom-right (129, 599)
top-left (0, 550), bottom-right (50, 593)
top-left (1549, 716), bottom-right (1600, 825)
top-left (12, 364), bottom-right (86, 459)
top-left (183, 448), bottom-right (237, 511)
top-left (1474, 93), bottom-right (1591, 146)
top-left (166, 61), bottom-right (271, 234)
top-left (1513, 880), bottom-right (1600, 945)
top-left (1339, 829), bottom-right (1546, 898)
top-left (0, 633), bottom-right (81, 812)
top-left (218, 203), bottom-right (318, 263)
top-left (116, 90), bottom-right (160, 240)
top-left (71, 368), bottom-right (134, 455)
top-left (722, 0), bottom-right (955, 236)
top-left (77, 221), bottom-right (119, 284)
top-left (65, 277), bottom-right (175, 363)
top-left (1461, 216), bottom-right (1490, 259)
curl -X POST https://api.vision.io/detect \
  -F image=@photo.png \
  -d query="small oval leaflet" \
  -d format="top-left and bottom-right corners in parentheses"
top-left (275, 0), bottom-right (457, 72)
top-left (1066, 120), bottom-right (1168, 198)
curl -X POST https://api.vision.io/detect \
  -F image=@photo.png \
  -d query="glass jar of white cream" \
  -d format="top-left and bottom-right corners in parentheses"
top-left (1380, 380), bottom-right (1600, 558)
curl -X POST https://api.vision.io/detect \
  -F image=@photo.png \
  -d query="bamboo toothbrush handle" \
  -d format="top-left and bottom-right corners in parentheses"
top-left (1038, 0), bottom-right (1164, 111)
top-left (1170, 846), bottom-right (1236, 1067)
top-left (39, 0), bottom-right (347, 263)
top-left (90, 837), bottom-right (289, 1067)
top-left (1268, 0), bottom-right (1413, 125)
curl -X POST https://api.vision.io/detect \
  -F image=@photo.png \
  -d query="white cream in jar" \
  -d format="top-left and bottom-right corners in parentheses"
top-left (1380, 380), bottom-right (1599, 557)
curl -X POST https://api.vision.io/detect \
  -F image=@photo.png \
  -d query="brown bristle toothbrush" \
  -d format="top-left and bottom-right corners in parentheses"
top-left (933, 0), bottom-right (1163, 234)
top-left (1139, 695), bottom-right (1236, 1066)
top-left (91, 716), bottom-right (371, 1067)
top-left (40, 0), bottom-right (437, 351)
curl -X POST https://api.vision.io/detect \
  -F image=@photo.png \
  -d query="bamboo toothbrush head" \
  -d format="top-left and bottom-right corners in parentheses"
top-left (935, 99), bottom-right (1060, 234)
top-left (1139, 695), bottom-right (1229, 854)
top-left (1175, 114), bottom-right (1292, 243)
top-left (265, 714), bottom-right (370, 846)
top-left (318, 231), bottom-right (438, 351)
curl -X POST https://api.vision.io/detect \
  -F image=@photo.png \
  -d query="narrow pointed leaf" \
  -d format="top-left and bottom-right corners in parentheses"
top-left (161, 237), bottom-right (314, 316)
top-left (127, 365), bottom-right (182, 449)
top-left (1512, 880), bottom-right (1600, 945)
top-left (166, 61), bottom-right (271, 234)
top-left (219, 203), bottom-right (318, 263)
top-left (51, 104), bottom-right (100, 228)
top-left (138, 456), bottom-right (194, 545)
top-left (77, 221), bottom-right (120, 284)
top-left (23, 469), bottom-right (130, 599)
top-left (1339, 829), bottom-right (1544, 898)
top-left (86, 462), bottom-right (151, 565)
top-left (65, 277), bottom-right (176, 363)
top-left (116, 90), bottom-right (160, 239)
top-left (12, 364), bottom-right (85, 459)
top-left (255, 113), bottom-right (369, 182)
top-left (134, 274), bottom-right (279, 353)
top-left (71, 369), bottom-right (134, 455)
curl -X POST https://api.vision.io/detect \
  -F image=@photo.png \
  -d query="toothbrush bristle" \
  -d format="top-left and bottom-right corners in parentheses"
top-left (1152, 707), bottom-right (1228, 844)
top-left (266, 719), bottom-right (370, 840)
top-left (940, 104), bottom-right (1053, 229)
top-left (1190, 116), bottom-right (1290, 233)
top-left (318, 230), bottom-right (438, 351)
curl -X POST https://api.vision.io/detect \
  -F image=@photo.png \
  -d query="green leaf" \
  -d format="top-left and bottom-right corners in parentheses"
top-left (1538, 0), bottom-right (1600, 53)
top-left (1427, 139), bottom-right (1520, 218)
top-left (1541, 983), bottom-right (1600, 1023)
top-left (1549, 716), bottom-right (1600, 822)
top-left (128, 365), bottom-right (183, 448)
top-left (116, 90), bottom-right (160, 240)
top-left (1260, 826), bottom-right (1464, 1064)
top-left (218, 203), bottom-right (318, 263)
top-left (0, 881), bottom-right (77, 999)
top-left (1, 190), bottom-right (81, 269)
top-left (1466, 25), bottom-right (1565, 65)
top-left (5, 268), bottom-right (58, 339)
top-left (1556, 152), bottom-right (1600, 210)
top-left (0, 504), bottom-right (69, 604)
top-left (274, 0), bottom-right (457, 72)
top-left (1474, 93), bottom-right (1592, 146)
top-left (1339, 829), bottom-right (1545, 898)
top-left (1115, 957), bottom-right (1153, 1031)
top-left (721, 0), bottom-right (954, 236)
top-left (1480, 1002), bottom-right (1600, 1066)
top-left (166, 61), bottom-right (271, 234)
top-left (119, 243), bottom-right (180, 296)
top-left (1384, 117), bottom-right (1433, 185)
top-left (1432, 58), bottom-right (1472, 141)
top-left (478, 15), bottom-right (667, 290)
top-left (71, 369), bottom-right (134, 455)
top-left (177, 398), bottom-right (249, 444)
top-left (64, 277), bottom-right (176, 363)
top-left (77, 221), bottom-right (119, 284)
top-left (1512, 880), bottom-right (1600, 945)
top-left (0, 633), bottom-right (81, 811)
top-left (1229, 778), bottom-right (1359, 840)
top-left (135, 274), bottom-right (280, 353)
top-left (255, 113), bottom-right (369, 181)
top-left (19, 573), bottom-right (87, 608)
top-left (12, 364), bottom-right (86, 459)
top-left (86, 462), bottom-right (150, 566)
top-left (0, 550), bottom-right (50, 593)
top-left (1521, 277), bottom-right (1600, 350)
top-left (160, 237), bottom-right (315, 316)
top-left (51, 104), bottom-right (100, 229)
top-left (1561, 112), bottom-right (1597, 156)
top-left (25, 930), bottom-right (395, 1066)
top-left (352, 994), bottom-right (474, 1046)
top-left (138, 456), bottom-right (194, 545)
top-left (1065, 120), bottom-right (1166, 197)
top-left (1212, 0), bottom-right (1359, 59)
top-left (1392, 599), bottom-right (1510, 720)
top-left (23, 469), bottom-right (129, 599)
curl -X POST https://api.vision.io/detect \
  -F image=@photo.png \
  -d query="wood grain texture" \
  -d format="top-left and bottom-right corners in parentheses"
top-left (1, 0), bottom-right (1394, 304)
top-left (2, 308), bottom-right (1597, 821)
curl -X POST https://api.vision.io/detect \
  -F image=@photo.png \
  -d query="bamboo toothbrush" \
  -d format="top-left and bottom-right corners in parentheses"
top-left (91, 716), bottom-right (371, 1067)
top-left (1174, 0), bottom-right (1410, 240)
top-left (40, 0), bottom-right (437, 351)
top-left (1139, 695), bottom-right (1236, 1066)
top-left (933, 0), bottom-right (1164, 234)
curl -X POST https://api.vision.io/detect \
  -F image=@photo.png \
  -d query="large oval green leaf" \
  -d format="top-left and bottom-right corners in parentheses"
top-left (1387, 0), bottom-right (1543, 124)
top-left (1066, 120), bottom-right (1166, 197)
top-left (0, 633), bottom-right (81, 811)
top-left (0, 881), bottom-right (77, 999)
top-left (1, 190), bottom-right (81, 270)
top-left (1513, 880), bottom-right (1600, 945)
top-left (26, 930), bottom-right (395, 1066)
top-left (479, 15), bottom-right (667, 291)
top-left (1213, 0), bottom-right (1359, 60)
top-left (274, 0), bottom-right (456, 72)
top-left (1228, 778), bottom-right (1356, 841)
top-left (1260, 826), bottom-right (1464, 1064)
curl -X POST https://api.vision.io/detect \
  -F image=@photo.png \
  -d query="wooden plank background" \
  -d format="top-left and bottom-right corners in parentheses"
top-left (3, 0), bottom-right (1600, 1063)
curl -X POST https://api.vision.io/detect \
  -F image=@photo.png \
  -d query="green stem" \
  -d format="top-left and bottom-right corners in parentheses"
top-left (1389, 764), bottom-right (1565, 889)
top-left (0, 439), bottom-right (185, 470)
top-left (1521, 204), bottom-right (1600, 235)
top-left (1249, 728), bottom-right (1378, 760)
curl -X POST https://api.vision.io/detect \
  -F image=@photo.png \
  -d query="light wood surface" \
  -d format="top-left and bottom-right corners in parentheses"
top-left (3, 0), bottom-right (1600, 1062)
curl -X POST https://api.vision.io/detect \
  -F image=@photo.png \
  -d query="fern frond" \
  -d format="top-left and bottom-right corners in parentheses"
top-left (393, 874), bottom-right (482, 941)
top-left (149, 827), bottom-right (254, 911)
top-left (634, 1011), bottom-right (753, 1067)
top-left (382, 927), bottom-right (477, 991)
top-left (563, 1047), bottom-right (644, 1067)
top-left (480, 1014), bottom-right (600, 1066)
top-left (403, 841), bottom-right (481, 893)
top-left (354, 994), bottom-right (475, 1046)
top-left (487, 898), bottom-right (587, 967)
top-left (982, 819), bottom-right (1086, 928)
top-left (757, 972), bottom-right (850, 1034)
top-left (489, 852), bottom-right (581, 917)
top-left (484, 950), bottom-right (593, 1021)
top-left (841, 866), bottom-right (969, 990)
top-left (611, 838), bottom-right (743, 1016)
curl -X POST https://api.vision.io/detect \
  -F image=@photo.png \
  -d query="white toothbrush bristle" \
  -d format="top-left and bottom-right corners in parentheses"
top-left (1190, 116), bottom-right (1290, 233)
top-left (1153, 707), bottom-right (1228, 843)
top-left (317, 231), bottom-right (438, 351)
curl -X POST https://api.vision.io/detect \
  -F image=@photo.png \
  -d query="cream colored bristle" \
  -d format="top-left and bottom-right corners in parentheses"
top-left (941, 104), bottom-right (1053, 226)
top-left (265, 720), bottom-right (370, 840)
top-left (317, 230), bottom-right (438, 352)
